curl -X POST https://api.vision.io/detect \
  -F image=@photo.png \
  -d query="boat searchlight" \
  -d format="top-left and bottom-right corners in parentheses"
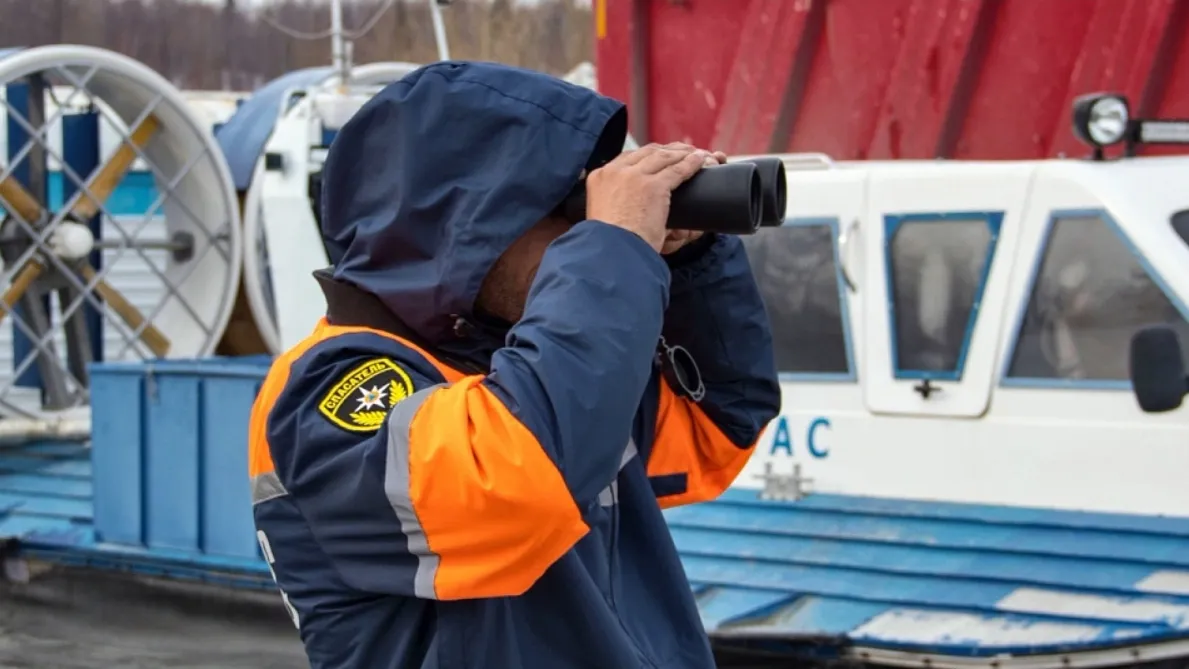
top-left (1073, 92), bottom-right (1189, 159)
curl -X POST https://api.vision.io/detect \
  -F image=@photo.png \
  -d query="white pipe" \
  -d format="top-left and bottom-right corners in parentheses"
top-left (0, 417), bottom-right (90, 445)
top-left (430, 1), bottom-right (451, 61)
top-left (330, 0), bottom-right (349, 86)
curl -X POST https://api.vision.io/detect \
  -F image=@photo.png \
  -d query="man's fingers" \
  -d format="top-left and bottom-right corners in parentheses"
top-left (615, 144), bottom-right (716, 173)
top-left (637, 146), bottom-right (706, 175)
top-left (656, 151), bottom-right (708, 188)
top-left (635, 146), bottom-right (699, 174)
top-left (617, 143), bottom-right (665, 166)
top-left (660, 228), bottom-right (705, 255)
top-left (660, 231), bottom-right (686, 254)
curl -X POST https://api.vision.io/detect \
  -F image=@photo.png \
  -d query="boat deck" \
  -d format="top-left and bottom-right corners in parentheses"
top-left (671, 488), bottom-right (1189, 664)
top-left (0, 439), bottom-right (270, 588)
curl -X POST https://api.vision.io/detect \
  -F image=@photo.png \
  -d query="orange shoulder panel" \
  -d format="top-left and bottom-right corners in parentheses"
top-left (405, 377), bottom-right (588, 599)
top-left (646, 380), bottom-right (756, 509)
top-left (247, 319), bottom-right (465, 479)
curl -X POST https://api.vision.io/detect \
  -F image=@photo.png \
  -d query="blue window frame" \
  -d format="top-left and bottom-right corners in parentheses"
top-left (884, 211), bottom-right (1003, 381)
top-left (741, 217), bottom-right (856, 382)
top-left (1002, 209), bottom-right (1189, 389)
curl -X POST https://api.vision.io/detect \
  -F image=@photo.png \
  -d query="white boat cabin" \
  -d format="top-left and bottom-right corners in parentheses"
top-left (733, 152), bottom-right (1189, 519)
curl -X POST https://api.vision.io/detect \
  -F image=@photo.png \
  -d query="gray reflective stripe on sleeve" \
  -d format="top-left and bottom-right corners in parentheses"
top-left (383, 384), bottom-right (446, 600)
top-left (252, 471), bottom-right (289, 505)
top-left (598, 439), bottom-right (638, 507)
top-left (598, 480), bottom-right (619, 507)
top-left (621, 438), bottom-right (638, 469)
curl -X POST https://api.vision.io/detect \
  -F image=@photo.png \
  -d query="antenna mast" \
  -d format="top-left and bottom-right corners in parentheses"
top-left (430, 1), bottom-right (451, 61)
top-left (329, 0), bottom-right (349, 86)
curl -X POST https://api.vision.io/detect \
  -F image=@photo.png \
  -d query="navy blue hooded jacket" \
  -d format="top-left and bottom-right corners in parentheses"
top-left (247, 61), bottom-right (780, 669)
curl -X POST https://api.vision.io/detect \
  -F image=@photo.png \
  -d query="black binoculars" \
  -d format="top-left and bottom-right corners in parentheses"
top-left (560, 157), bottom-right (787, 235)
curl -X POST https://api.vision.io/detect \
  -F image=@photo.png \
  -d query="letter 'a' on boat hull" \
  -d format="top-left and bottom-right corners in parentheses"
top-left (0, 45), bottom-right (242, 418)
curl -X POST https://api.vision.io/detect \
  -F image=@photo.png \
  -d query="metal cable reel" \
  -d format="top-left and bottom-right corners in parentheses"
top-left (0, 45), bottom-right (241, 418)
top-left (231, 62), bottom-right (421, 354)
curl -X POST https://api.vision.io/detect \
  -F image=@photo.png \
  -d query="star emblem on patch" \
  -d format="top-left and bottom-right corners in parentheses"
top-left (356, 384), bottom-right (389, 411)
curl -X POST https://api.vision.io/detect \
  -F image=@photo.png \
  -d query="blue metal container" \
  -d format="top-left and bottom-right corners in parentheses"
top-left (89, 357), bottom-right (272, 562)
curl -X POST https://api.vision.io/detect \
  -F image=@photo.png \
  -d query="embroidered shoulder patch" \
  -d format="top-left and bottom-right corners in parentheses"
top-left (317, 358), bottom-right (414, 433)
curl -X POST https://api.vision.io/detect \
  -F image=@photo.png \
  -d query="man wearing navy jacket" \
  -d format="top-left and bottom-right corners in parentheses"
top-left (248, 61), bottom-right (780, 668)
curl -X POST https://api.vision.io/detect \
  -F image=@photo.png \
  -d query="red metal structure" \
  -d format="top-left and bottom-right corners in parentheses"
top-left (594, 0), bottom-right (1189, 159)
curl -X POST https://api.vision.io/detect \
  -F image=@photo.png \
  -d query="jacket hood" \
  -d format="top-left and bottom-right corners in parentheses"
top-left (319, 61), bottom-right (627, 346)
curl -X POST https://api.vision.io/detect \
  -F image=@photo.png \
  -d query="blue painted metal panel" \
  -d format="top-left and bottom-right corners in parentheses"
top-left (89, 367), bottom-right (143, 546)
top-left (5, 80), bottom-right (49, 389)
top-left (88, 358), bottom-right (271, 561)
top-left (146, 372), bottom-right (202, 550)
top-left (62, 111), bottom-right (104, 364)
top-left (214, 67), bottom-right (333, 190)
top-left (0, 441), bottom-right (93, 545)
top-left (201, 374), bottom-right (265, 557)
top-left (670, 489), bottom-right (1189, 656)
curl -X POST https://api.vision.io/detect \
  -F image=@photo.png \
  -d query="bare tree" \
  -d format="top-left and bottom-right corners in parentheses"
top-left (0, 0), bottom-right (593, 90)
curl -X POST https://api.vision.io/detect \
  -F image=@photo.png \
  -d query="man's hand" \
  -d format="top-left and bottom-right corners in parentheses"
top-left (660, 149), bottom-right (727, 255)
top-left (586, 142), bottom-right (711, 253)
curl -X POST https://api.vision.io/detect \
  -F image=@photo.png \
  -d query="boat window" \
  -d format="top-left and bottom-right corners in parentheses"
top-left (886, 213), bottom-right (1000, 380)
top-left (1007, 213), bottom-right (1189, 382)
top-left (741, 222), bottom-right (852, 377)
